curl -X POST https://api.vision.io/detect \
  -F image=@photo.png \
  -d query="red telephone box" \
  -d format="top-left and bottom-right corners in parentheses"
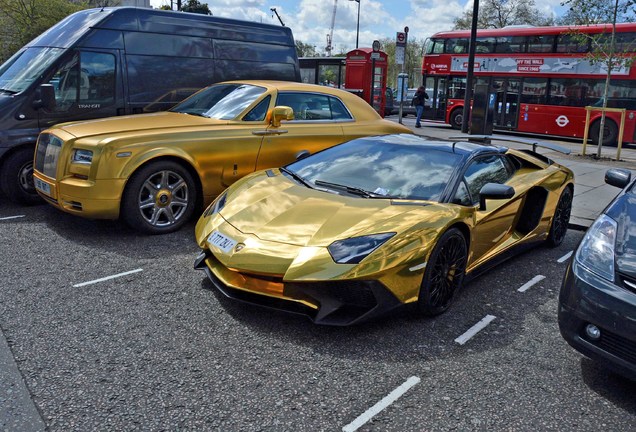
top-left (345, 48), bottom-right (388, 117)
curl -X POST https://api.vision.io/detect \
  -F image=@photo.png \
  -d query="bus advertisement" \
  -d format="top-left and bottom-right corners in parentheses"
top-left (421, 23), bottom-right (636, 146)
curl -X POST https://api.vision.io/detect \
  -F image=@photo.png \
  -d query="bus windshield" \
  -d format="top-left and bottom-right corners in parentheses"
top-left (0, 47), bottom-right (64, 94)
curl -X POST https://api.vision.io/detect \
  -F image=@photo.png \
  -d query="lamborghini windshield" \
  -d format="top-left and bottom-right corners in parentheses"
top-left (171, 83), bottom-right (266, 119)
top-left (286, 135), bottom-right (463, 201)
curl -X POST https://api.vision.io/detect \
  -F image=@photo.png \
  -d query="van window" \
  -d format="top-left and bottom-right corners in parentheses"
top-left (47, 51), bottom-right (115, 112)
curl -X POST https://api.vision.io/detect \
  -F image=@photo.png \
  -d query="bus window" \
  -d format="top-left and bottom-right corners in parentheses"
top-left (476, 37), bottom-right (496, 53)
top-left (527, 35), bottom-right (555, 53)
top-left (494, 36), bottom-right (513, 53)
top-left (606, 80), bottom-right (636, 109)
top-left (556, 35), bottom-right (589, 53)
top-left (494, 37), bottom-right (526, 53)
top-left (446, 38), bottom-right (468, 54)
top-left (549, 78), bottom-right (589, 106)
top-left (509, 36), bottom-right (527, 53)
top-left (448, 77), bottom-right (466, 99)
top-left (614, 32), bottom-right (636, 52)
top-left (428, 39), bottom-right (445, 54)
top-left (520, 78), bottom-right (547, 105)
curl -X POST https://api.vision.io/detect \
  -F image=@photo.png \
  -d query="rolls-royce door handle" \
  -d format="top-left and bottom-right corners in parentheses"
top-left (251, 129), bottom-right (289, 136)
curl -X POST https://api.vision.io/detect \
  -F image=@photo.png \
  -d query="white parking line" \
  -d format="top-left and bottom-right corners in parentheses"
top-left (342, 376), bottom-right (420, 432)
top-left (455, 315), bottom-right (496, 345)
top-left (0, 215), bottom-right (25, 221)
top-left (517, 275), bottom-right (546, 293)
top-left (557, 251), bottom-right (573, 263)
top-left (73, 268), bottom-right (143, 288)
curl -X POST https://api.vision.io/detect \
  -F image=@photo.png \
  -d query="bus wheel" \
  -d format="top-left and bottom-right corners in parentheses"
top-left (0, 147), bottom-right (41, 205)
top-left (449, 108), bottom-right (463, 130)
top-left (590, 119), bottom-right (618, 147)
top-left (122, 160), bottom-right (197, 235)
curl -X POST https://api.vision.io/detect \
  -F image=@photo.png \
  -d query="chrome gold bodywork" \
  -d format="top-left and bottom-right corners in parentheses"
top-left (32, 81), bottom-right (411, 223)
top-left (194, 136), bottom-right (575, 325)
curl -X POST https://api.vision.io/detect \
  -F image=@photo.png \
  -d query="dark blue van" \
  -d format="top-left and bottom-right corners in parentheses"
top-left (0, 7), bottom-right (300, 204)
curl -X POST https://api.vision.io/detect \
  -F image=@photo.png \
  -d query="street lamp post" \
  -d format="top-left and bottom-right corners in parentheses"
top-left (349, 0), bottom-right (360, 49)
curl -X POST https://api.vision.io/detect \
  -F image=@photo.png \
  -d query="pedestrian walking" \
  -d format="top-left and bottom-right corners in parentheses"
top-left (411, 86), bottom-right (429, 128)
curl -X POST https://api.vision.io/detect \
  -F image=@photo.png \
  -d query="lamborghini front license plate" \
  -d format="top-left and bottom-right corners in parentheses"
top-left (207, 230), bottom-right (237, 253)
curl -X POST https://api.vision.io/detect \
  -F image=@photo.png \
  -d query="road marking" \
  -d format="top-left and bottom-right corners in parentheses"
top-left (73, 268), bottom-right (143, 287)
top-left (517, 275), bottom-right (546, 293)
top-left (0, 215), bottom-right (25, 221)
top-left (455, 315), bottom-right (496, 345)
top-left (557, 251), bottom-right (573, 263)
top-left (342, 376), bottom-right (420, 432)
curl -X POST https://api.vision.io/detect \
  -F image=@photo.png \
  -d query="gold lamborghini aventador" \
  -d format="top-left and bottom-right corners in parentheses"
top-left (32, 81), bottom-right (410, 234)
top-left (194, 134), bottom-right (575, 325)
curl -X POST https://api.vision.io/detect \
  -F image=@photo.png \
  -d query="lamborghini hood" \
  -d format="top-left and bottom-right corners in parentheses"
top-left (219, 172), bottom-right (441, 247)
top-left (53, 111), bottom-right (226, 139)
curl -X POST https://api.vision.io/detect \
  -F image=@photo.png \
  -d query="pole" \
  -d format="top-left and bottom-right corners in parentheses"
top-left (398, 27), bottom-right (408, 124)
top-left (461, 0), bottom-right (479, 133)
top-left (355, 0), bottom-right (360, 49)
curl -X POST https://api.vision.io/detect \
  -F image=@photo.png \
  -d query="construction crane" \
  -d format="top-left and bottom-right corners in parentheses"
top-left (325, 0), bottom-right (337, 56)
top-left (270, 7), bottom-right (285, 26)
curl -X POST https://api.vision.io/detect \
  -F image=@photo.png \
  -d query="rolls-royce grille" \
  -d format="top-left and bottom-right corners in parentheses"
top-left (35, 133), bottom-right (62, 178)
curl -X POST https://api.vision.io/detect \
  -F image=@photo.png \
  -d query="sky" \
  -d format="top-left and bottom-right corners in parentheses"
top-left (148, 0), bottom-right (567, 53)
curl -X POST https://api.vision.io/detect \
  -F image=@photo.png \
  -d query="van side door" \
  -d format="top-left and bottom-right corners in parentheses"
top-left (38, 49), bottom-right (123, 129)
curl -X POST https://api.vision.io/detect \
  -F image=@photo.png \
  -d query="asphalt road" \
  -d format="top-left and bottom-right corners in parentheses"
top-left (1, 200), bottom-right (635, 431)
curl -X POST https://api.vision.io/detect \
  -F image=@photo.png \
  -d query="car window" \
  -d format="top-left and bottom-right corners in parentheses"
top-left (453, 180), bottom-right (471, 206)
top-left (276, 92), bottom-right (352, 121)
top-left (461, 155), bottom-right (512, 206)
top-left (171, 83), bottom-right (266, 119)
top-left (242, 95), bottom-right (271, 121)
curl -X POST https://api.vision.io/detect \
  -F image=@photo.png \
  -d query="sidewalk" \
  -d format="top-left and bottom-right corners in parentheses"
top-left (390, 116), bottom-right (636, 229)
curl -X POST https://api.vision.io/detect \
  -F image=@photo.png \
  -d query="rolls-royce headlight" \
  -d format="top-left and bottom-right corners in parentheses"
top-left (72, 149), bottom-right (93, 164)
top-left (328, 233), bottom-right (395, 264)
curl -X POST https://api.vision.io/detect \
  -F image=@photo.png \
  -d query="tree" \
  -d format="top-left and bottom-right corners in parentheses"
top-left (378, 37), bottom-right (425, 89)
top-left (453, 0), bottom-right (553, 29)
top-left (0, 0), bottom-right (86, 62)
top-left (559, 0), bottom-right (633, 24)
top-left (86, 0), bottom-right (121, 6)
top-left (562, 0), bottom-right (635, 155)
top-left (181, 0), bottom-right (211, 15)
top-left (295, 40), bottom-right (318, 57)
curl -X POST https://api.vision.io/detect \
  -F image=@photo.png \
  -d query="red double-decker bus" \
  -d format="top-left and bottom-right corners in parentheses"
top-left (421, 23), bottom-right (636, 145)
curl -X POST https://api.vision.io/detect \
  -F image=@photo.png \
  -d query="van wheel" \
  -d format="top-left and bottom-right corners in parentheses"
top-left (449, 108), bottom-right (463, 130)
top-left (0, 147), bottom-right (41, 205)
top-left (122, 161), bottom-right (196, 235)
top-left (590, 119), bottom-right (618, 147)
top-left (418, 228), bottom-right (467, 316)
